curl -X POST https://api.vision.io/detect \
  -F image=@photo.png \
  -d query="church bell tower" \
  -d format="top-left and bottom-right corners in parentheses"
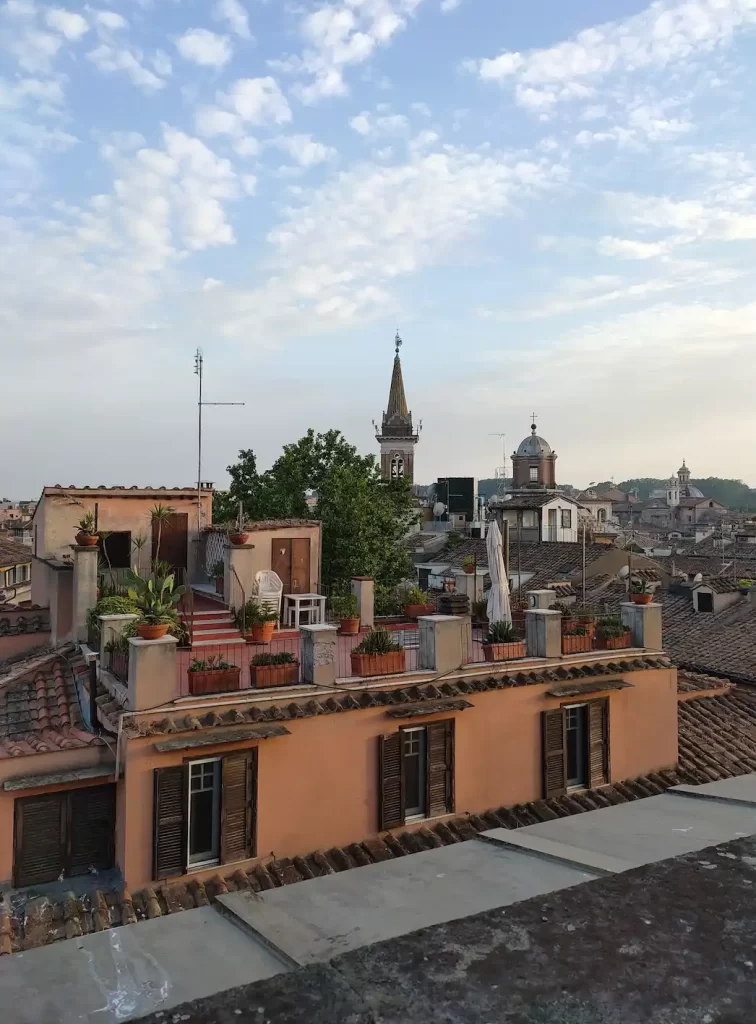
top-left (374, 331), bottom-right (420, 485)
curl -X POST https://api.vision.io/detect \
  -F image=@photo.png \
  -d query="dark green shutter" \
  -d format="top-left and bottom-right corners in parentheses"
top-left (13, 793), bottom-right (66, 887)
top-left (221, 750), bottom-right (257, 863)
top-left (153, 765), bottom-right (187, 879)
top-left (542, 709), bottom-right (567, 798)
top-left (69, 785), bottom-right (115, 876)
top-left (426, 720), bottom-right (455, 817)
top-left (379, 732), bottom-right (404, 830)
top-left (588, 700), bottom-right (609, 788)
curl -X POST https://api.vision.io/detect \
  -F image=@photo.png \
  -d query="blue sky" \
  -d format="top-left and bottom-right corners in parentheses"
top-left (2, 0), bottom-right (756, 496)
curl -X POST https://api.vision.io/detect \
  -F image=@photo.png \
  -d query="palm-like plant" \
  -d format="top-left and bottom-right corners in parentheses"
top-left (125, 568), bottom-right (185, 625)
top-left (149, 504), bottom-right (176, 568)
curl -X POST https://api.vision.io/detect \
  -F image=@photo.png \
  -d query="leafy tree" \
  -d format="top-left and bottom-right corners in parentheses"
top-left (214, 430), bottom-right (417, 589)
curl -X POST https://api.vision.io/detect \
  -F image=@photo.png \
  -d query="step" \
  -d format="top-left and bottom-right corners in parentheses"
top-left (191, 616), bottom-right (236, 627)
top-left (193, 627), bottom-right (244, 638)
top-left (191, 638), bottom-right (247, 648)
top-left (190, 608), bottom-right (232, 618)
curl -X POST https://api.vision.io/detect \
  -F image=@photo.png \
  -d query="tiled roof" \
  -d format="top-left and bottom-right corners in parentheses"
top-left (662, 591), bottom-right (756, 683)
top-left (0, 652), bottom-right (100, 758)
top-left (655, 555), bottom-right (731, 577)
top-left (107, 656), bottom-right (672, 739)
top-left (43, 485), bottom-right (208, 494)
top-left (694, 576), bottom-right (742, 594)
top-left (677, 670), bottom-right (733, 698)
top-left (445, 538), bottom-right (488, 569)
top-left (492, 492), bottom-right (581, 509)
top-left (203, 520), bottom-right (320, 533)
top-left (509, 541), bottom-right (610, 575)
top-left (9, 679), bottom-right (756, 957)
top-left (0, 540), bottom-right (32, 567)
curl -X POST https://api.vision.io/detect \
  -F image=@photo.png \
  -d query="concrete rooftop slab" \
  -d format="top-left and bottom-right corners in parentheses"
top-left (0, 906), bottom-right (286, 1024)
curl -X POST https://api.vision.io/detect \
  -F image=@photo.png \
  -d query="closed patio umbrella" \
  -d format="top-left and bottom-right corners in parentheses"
top-left (486, 518), bottom-right (512, 626)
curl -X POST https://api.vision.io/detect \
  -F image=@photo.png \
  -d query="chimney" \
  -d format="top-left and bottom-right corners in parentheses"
top-left (621, 601), bottom-right (662, 651)
top-left (127, 635), bottom-right (179, 711)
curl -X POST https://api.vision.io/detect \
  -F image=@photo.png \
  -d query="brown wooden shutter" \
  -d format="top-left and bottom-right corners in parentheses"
top-left (153, 765), bottom-right (187, 879)
top-left (588, 700), bottom-right (609, 788)
top-left (542, 709), bottom-right (567, 799)
top-left (378, 732), bottom-right (404, 830)
top-left (13, 793), bottom-right (66, 887)
top-left (221, 749), bottom-right (257, 863)
top-left (427, 719), bottom-right (455, 817)
top-left (69, 785), bottom-right (116, 876)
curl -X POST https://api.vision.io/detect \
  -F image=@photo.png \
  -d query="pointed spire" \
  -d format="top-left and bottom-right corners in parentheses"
top-left (386, 330), bottom-right (409, 422)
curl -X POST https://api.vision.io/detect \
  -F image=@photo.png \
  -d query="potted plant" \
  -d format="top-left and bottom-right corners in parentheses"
top-left (482, 621), bottom-right (526, 662)
top-left (238, 598), bottom-right (277, 642)
top-left (402, 585), bottom-right (434, 620)
top-left (331, 592), bottom-right (361, 635)
top-left (462, 556), bottom-right (475, 575)
top-left (595, 616), bottom-right (632, 651)
top-left (228, 508), bottom-right (249, 547)
top-left (351, 627), bottom-right (405, 677)
top-left (631, 580), bottom-right (653, 605)
top-left (250, 651), bottom-right (299, 688)
top-left (75, 511), bottom-right (99, 547)
top-left (188, 655), bottom-right (241, 695)
top-left (561, 624), bottom-right (592, 655)
top-left (125, 568), bottom-right (185, 640)
top-left (573, 605), bottom-right (596, 639)
top-left (211, 559), bottom-right (225, 596)
top-left (472, 598), bottom-right (489, 625)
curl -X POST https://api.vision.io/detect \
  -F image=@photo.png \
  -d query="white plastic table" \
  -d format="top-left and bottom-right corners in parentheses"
top-left (283, 593), bottom-right (327, 628)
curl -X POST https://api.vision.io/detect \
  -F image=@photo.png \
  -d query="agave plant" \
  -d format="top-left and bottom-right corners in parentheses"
top-left (124, 568), bottom-right (185, 625)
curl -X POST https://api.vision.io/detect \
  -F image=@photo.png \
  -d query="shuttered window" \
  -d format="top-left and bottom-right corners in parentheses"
top-left (542, 699), bottom-right (609, 799)
top-left (378, 720), bottom-right (455, 830)
top-left (153, 750), bottom-right (258, 881)
top-left (13, 785), bottom-right (115, 888)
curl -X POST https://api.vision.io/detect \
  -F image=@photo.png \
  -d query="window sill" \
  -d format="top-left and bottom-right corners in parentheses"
top-left (188, 858), bottom-right (220, 872)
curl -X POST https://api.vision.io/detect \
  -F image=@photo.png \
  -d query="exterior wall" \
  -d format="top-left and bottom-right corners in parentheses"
top-left (379, 443), bottom-right (415, 485)
top-left (540, 499), bottom-right (578, 543)
top-left (0, 632), bottom-right (51, 661)
top-left (35, 491), bottom-right (213, 569)
top-left (246, 526), bottom-right (321, 593)
top-left (119, 664), bottom-right (677, 890)
top-left (0, 747), bottom-right (113, 886)
top-left (512, 455), bottom-right (557, 489)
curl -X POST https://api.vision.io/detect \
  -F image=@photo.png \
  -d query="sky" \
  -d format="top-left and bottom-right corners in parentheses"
top-left (2, 0), bottom-right (756, 497)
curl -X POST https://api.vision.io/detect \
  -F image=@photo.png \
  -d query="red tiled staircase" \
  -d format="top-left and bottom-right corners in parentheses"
top-left (184, 591), bottom-right (245, 648)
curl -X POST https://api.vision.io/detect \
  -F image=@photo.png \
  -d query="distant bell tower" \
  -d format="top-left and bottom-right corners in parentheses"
top-left (374, 330), bottom-right (420, 484)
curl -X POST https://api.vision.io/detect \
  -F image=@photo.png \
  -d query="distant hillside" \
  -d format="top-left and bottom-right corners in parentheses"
top-left (618, 477), bottom-right (756, 510)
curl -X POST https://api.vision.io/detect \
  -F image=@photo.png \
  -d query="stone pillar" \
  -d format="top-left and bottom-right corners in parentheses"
top-left (418, 615), bottom-right (464, 675)
top-left (351, 577), bottom-right (374, 629)
top-left (301, 624), bottom-right (338, 686)
top-left (72, 545), bottom-right (99, 642)
top-left (455, 572), bottom-right (483, 604)
top-left (525, 609), bottom-right (562, 659)
top-left (99, 613), bottom-right (139, 660)
top-left (127, 635), bottom-right (179, 711)
top-left (621, 602), bottom-right (662, 651)
top-left (527, 589), bottom-right (557, 610)
top-left (224, 542), bottom-right (257, 609)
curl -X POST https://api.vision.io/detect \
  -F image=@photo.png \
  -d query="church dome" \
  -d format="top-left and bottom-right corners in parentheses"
top-left (686, 485), bottom-right (704, 498)
top-left (516, 424), bottom-right (552, 458)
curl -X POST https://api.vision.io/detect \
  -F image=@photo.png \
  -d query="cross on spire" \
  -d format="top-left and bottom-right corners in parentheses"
top-left (395, 329), bottom-right (402, 356)
top-left (530, 411), bottom-right (538, 433)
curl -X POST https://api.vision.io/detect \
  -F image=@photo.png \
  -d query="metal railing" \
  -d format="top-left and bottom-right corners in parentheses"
top-left (178, 585), bottom-right (194, 647)
top-left (109, 648), bottom-right (129, 684)
top-left (229, 566), bottom-right (246, 633)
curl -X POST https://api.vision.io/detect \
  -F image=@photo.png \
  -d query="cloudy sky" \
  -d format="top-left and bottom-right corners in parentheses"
top-left (2, 0), bottom-right (756, 497)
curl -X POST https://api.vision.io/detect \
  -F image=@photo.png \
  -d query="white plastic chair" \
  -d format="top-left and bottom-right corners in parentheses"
top-left (254, 570), bottom-right (284, 625)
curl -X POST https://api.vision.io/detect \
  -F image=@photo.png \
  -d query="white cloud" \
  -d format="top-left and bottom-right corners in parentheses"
top-left (203, 277), bottom-right (223, 291)
top-left (213, 0), bottom-right (251, 40)
top-left (45, 8), bottom-right (89, 40)
top-left (271, 134), bottom-right (336, 166)
top-left (597, 237), bottom-right (670, 259)
top-left (87, 44), bottom-right (169, 90)
top-left (411, 101), bottom-right (431, 116)
top-left (224, 76), bottom-right (291, 124)
top-left (349, 110), bottom-right (410, 136)
top-left (270, 0), bottom-right (429, 104)
top-left (93, 11), bottom-right (128, 32)
top-left (440, 0), bottom-right (460, 11)
top-left (176, 28), bottom-right (232, 68)
top-left (469, 0), bottom-right (756, 111)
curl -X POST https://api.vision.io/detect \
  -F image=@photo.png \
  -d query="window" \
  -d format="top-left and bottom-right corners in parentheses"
top-left (561, 509), bottom-right (572, 529)
top-left (379, 720), bottom-right (454, 830)
top-left (529, 466), bottom-right (538, 482)
top-left (99, 530), bottom-right (132, 570)
top-left (696, 591), bottom-right (714, 613)
top-left (153, 750), bottom-right (257, 879)
top-left (522, 510), bottom-right (538, 529)
top-left (597, 508), bottom-right (607, 524)
top-left (188, 759), bottom-right (221, 865)
top-left (542, 700), bottom-right (608, 798)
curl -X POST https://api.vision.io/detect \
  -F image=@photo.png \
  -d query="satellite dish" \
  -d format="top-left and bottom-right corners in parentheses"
top-left (618, 565), bottom-right (630, 579)
top-left (503, 493), bottom-right (513, 501)
top-left (433, 501), bottom-right (446, 518)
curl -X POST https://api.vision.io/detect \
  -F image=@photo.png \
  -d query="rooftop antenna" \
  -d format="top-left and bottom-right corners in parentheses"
top-left (489, 433), bottom-right (507, 481)
top-left (194, 348), bottom-right (245, 539)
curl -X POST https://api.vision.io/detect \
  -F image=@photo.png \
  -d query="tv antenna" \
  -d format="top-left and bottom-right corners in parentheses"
top-left (489, 433), bottom-right (507, 480)
top-left (194, 349), bottom-right (245, 535)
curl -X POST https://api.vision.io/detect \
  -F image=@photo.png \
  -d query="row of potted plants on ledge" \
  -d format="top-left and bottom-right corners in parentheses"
top-left (233, 599), bottom-right (278, 642)
top-left (187, 652), bottom-right (300, 693)
top-left (562, 614), bottom-right (632, 653)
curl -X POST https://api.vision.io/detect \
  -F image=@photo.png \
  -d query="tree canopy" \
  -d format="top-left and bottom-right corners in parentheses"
top-left (214, 430), bottom-right (417, 589)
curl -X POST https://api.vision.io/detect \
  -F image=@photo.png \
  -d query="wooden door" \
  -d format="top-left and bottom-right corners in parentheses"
top-left (271, 538), bottom-right (311, 594)
top-left (152, 512), bottom-right (189, 576)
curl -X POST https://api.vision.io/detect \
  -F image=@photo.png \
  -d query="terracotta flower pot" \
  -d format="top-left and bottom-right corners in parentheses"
top-left (483, 641), bottom-right (527, 663)
top-left (403, 603), bottom-right (434, 620)
top-left (339, 617), bottom-right (361, 635)
top-left (595, 631), bottom-right (632, 651)
top-left (251, 621), bottom-right (276, 643)
top-left (229, 533), bottom-right (249, 546)
top-left (189, 666), bottom-right (241, 695)
top-left (76, 532), bottom-right (99, 547)
top-left (561, 634), bottom-right (592, 654)
top-left (463, 565), bottom-right (474, 575)
top-left (350, 650), bottom-right (406, 677)
top-left (215, 576), bottom-right (224, 595)
top-left (136, 622), bottom-right (170, 640)
top-left (631, 593), bottom-right (653, 605)
top-left (250, 663), bottom-right (299, 688)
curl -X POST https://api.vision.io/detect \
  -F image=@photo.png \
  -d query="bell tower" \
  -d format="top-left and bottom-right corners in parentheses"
top-left (374, 331), bottom-right (420, 484)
